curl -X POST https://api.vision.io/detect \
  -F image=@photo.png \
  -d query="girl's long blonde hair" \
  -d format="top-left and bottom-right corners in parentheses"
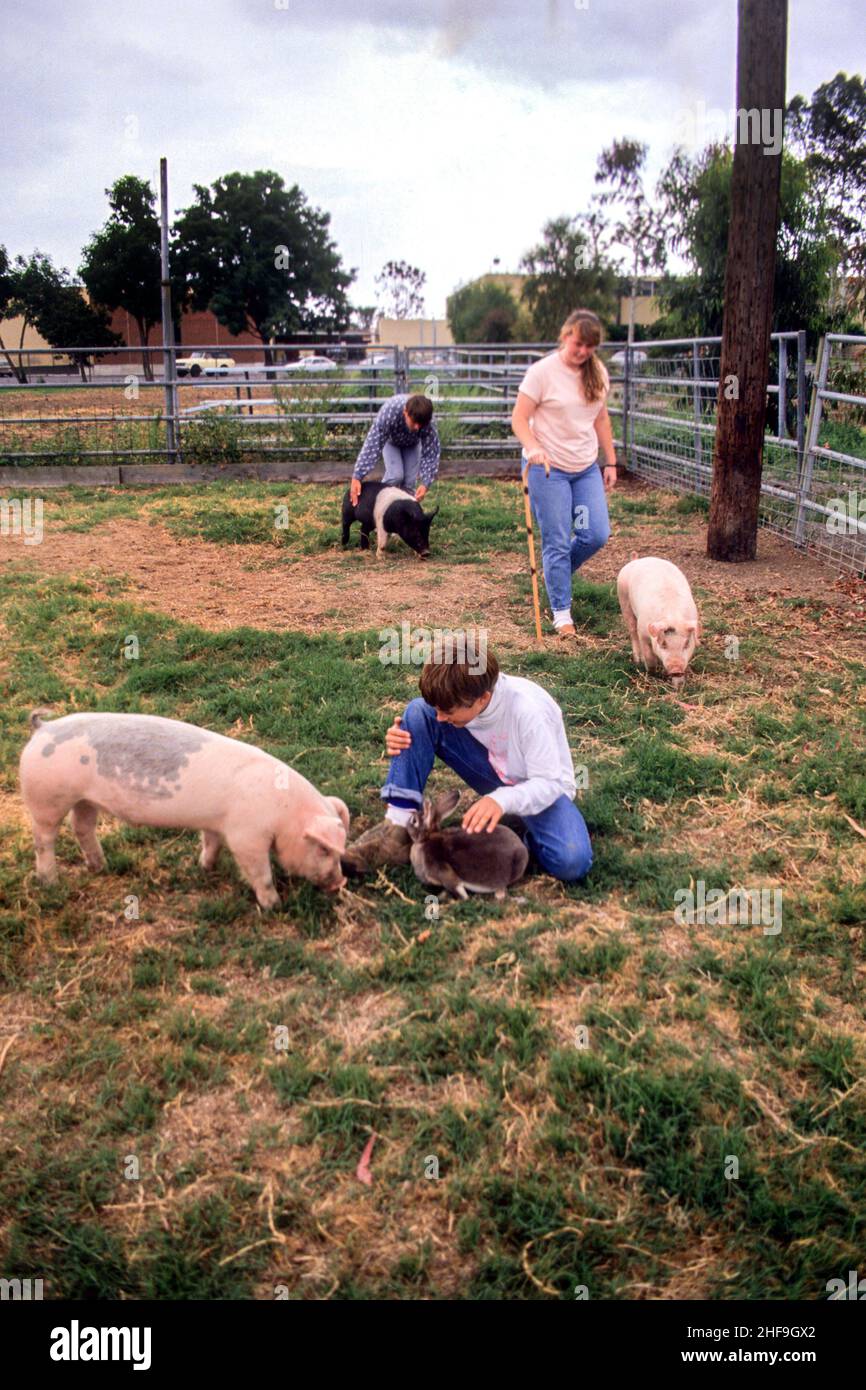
top-left (559, 309), bottom-right (607, 403)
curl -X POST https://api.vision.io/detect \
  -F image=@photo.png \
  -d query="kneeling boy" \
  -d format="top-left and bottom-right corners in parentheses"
top-left (342, 645), bottom-right (592, 882)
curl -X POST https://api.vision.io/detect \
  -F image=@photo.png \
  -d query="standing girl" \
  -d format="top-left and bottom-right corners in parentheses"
top-left (511, 309), bottom-right (617, 638)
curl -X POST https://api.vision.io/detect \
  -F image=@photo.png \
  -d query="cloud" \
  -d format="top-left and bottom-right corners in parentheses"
top-left (239, 0), bottom-right (730, 94)
top-left (1, 0), bottom-right (863, 314)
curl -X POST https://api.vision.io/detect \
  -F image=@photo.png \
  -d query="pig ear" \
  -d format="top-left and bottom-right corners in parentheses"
top-left (425, 505), bottom-right (440, 520)
top-left (327, 796), bottom-right (350, 832)
top-left (304, 816), bottom-right (345, 852)
top-left (433, 788), bottom-right (461, 821)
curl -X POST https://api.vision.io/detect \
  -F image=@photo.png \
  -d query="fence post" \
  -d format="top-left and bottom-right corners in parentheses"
top-left (794, 334), bottom-right (828, 546)
top-left (692, 341), bottom-right (702, 472)
top-left (395, 347), bottom-right (408, 394)
top-left (796, 329), bottom-right (807, 469)
top-left (777, 335), bottom-right (787, 439)
top-left (622, 345), bottom-right (631, 468)
top-left (158, 156), bottom-right (179, 465)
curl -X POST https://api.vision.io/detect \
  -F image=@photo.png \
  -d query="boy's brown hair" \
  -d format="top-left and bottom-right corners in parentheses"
top-left (405, 393), bottom-right (434, 427)
top-left (419, 648), bottom-right (499, 710)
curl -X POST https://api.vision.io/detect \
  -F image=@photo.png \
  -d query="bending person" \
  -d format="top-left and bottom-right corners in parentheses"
top-left (349, 392), bottom-right (440, 505)
top-left (511, 309), bottom-right (617, 638)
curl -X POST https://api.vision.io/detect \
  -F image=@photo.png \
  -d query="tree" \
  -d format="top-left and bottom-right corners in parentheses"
top-left (375, 260), bottom-right (426, 319)
top-left (36, 283), bottom-right (120, 381)
top-left (1, 251), bottom-right (65, 383)
top-left (594, 139), bottom-right (668, 343)
top-left (707, 0), bottom-right (788, 563)
top-left (787, 72), bottom-right (866, 307)
top-left (657, 143), bottom-right (837, 342)
top-left (0, 249), bottom-right (118, 382)
top-left (173, 171), bottom-right (354, 351)
top-left (351, 305), bottom-right (378, 332)
top-left (79, 176), bottom-right (162, 380)
top-left (447, 279), bottom-right (520, 342)
top-left (0, 244), bottom-right (28, 382)
top-left (520, 217), bottom-right (617, 340)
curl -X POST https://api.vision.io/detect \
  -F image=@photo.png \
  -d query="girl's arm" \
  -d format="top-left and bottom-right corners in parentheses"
top-left (593, 406), bottom-right (618, 491)
top-left (511, 392), bottom-right (551, 465)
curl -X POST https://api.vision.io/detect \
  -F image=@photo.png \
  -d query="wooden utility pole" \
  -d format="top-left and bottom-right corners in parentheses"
top-left (707, 0), bottom-right (787, 560)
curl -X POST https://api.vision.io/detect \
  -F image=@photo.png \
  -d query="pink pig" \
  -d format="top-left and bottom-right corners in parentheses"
top-left (616, 557), bottom-right (701, 688)
top-left (19, 710), bottom-right (349, 908)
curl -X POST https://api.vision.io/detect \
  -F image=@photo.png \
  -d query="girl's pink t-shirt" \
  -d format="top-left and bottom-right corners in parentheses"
top-left (518, 350), bottom-right (609, 473)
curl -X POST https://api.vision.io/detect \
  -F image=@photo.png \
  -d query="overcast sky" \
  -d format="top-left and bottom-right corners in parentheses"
top-left (2, 0), bottom-right (863, 317)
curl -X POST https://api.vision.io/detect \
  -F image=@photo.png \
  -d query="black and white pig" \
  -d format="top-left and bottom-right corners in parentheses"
top-left (341, 481), bottom-right (439, 558)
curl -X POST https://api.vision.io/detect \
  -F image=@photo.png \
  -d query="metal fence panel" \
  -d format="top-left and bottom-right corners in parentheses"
top-left (1, 332), bottom-right (863, 574)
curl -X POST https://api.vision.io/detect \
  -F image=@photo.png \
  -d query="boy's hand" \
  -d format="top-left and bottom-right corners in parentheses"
top-left (350, 478), bottom-right (362, 506)
top-left (462, 796), bottom-right (503, 834)
top-left (385, 717), bottom-right (412, 756)
top-left (414, 484), bottom-right (428, 502)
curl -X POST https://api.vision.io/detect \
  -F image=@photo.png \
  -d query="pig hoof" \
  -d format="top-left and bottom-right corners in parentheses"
top-left (85, 853), bottom-right (106, 872)
top-left (256, 890), bottom-right (281, 911)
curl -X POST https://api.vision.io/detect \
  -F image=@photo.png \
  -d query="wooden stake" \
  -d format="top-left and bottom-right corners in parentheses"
top-left (521, 458), bottom-right (549, 643)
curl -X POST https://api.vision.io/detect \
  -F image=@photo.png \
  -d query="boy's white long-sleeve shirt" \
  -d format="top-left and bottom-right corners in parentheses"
top-left (465, 673), bottom-right (576, 817)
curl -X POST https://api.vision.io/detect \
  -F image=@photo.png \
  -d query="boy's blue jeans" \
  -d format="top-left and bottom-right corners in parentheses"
top-left (525, 459), bottom-right (611, 616)
top-left (382, 441), bottom-right (422, 492)
top-left (381, 698), bottom-right (592, 882)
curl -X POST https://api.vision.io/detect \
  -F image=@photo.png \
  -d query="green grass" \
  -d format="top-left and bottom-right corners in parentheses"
top-left (0, 478), bottom-right (864, 1300)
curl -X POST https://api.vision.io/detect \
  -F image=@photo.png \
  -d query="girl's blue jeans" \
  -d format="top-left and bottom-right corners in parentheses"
top-left (525, 458), bottom-right (611, 615)
top-left (381, 697), bottom-right (593, 882)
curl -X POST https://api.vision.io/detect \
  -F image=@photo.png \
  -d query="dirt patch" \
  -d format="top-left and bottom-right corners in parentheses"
top-left (1, 478), bottom-right (863, 645)
top-left (0, 518), bottom-right (534, 645)
top-left (157, 1085), bottom-right (295, 1176)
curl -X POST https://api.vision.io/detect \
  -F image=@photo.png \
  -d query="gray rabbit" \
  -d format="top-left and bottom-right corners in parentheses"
top-left (407, 788), bottom-right (529, 901)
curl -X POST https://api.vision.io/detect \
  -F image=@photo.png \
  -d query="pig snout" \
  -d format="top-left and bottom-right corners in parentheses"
top-left (404, 529), bottom-right (429, 557)
top-left (315, 862), bottom-right (346, 893)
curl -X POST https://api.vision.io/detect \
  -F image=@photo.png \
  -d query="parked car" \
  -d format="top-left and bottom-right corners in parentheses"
top-left (609, 349), bottom-right (648, 366)
top-left (176, 351), bottom-right (236, 377)
top-left (357, 353), bottom-right (395, 370)
top-left (284, 355), bottom-right (338, 372)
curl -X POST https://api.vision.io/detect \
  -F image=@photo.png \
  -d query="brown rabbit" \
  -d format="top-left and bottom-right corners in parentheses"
top-left (407, 788), bottom-right (529, 901)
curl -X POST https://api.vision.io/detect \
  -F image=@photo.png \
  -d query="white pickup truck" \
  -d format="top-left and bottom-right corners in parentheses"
top-left (176, 351), bottom-right (236, 377)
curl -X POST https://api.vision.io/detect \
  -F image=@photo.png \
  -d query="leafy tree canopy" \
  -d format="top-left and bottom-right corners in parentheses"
top-left (173, 170), bottom-right (355, 341)
top-left (520, 217), bottom-right (618, 340)
top-left (656, 145), bottom-right (840, 341)
top-left (447, 279), bottom-right (521, 342)
top-left (80, 176), bottom-right (162, 340)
